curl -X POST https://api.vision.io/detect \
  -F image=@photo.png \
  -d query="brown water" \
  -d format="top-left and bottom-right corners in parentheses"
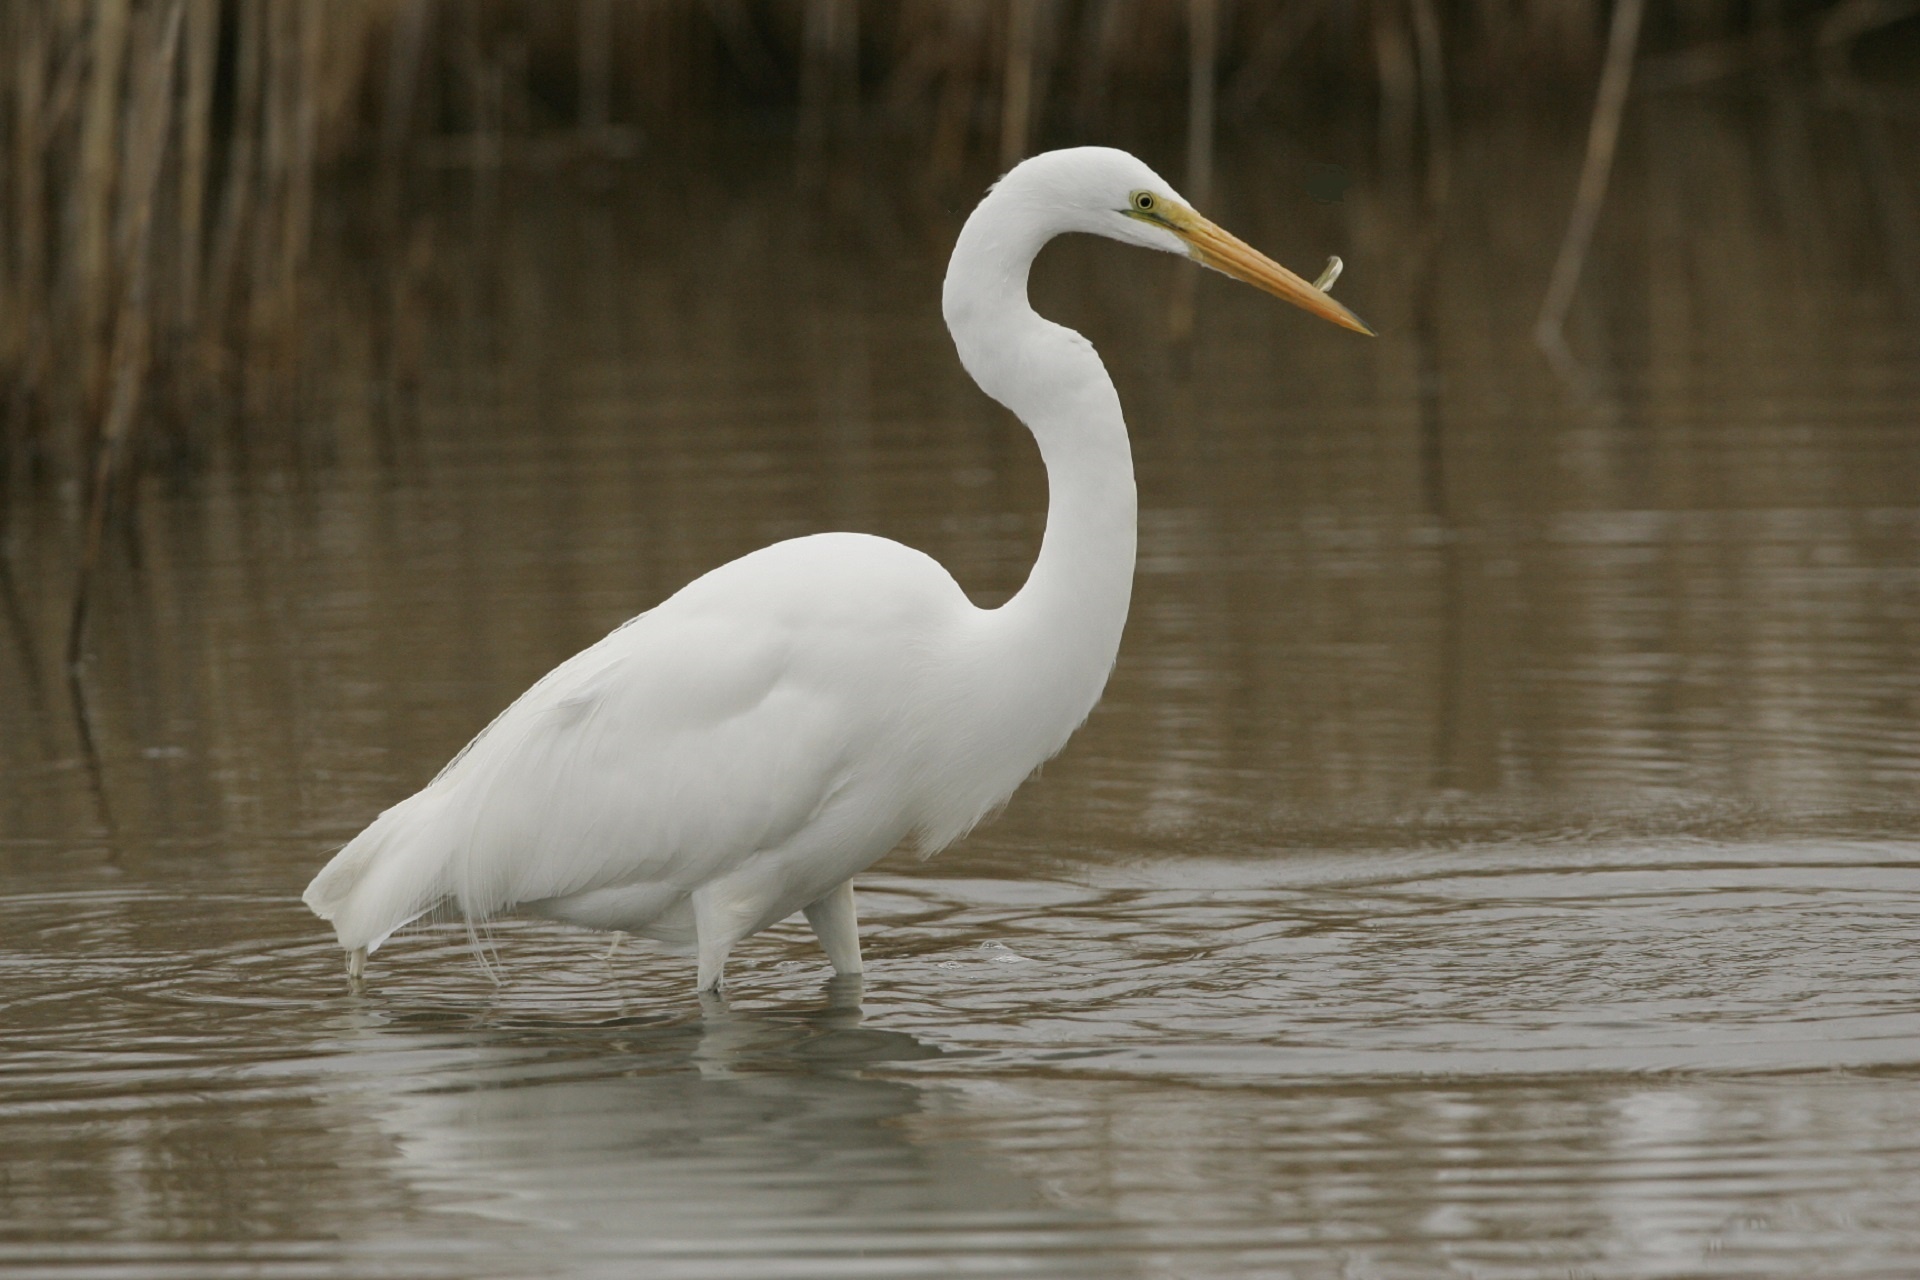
top-left (6, 104), bottom-right (1920, 1277)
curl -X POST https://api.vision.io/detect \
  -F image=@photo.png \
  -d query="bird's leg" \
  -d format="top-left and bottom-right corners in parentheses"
top-left (695, 944), bottom-right (732, 994)
top-left (803, 879), bottom-right (863, 977)
top-left (691, 888), bottom-right (736, 994)
top-left (821, 971), bottom-right (865, 1017)
top-left (347, 947), bottom-right (366, 982)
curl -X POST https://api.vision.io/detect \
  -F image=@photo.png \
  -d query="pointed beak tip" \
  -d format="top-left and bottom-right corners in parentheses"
top-left (1176, 214), bottom-right (1376, 340)
top-left (1317, 300), bottom-right (1375, 338)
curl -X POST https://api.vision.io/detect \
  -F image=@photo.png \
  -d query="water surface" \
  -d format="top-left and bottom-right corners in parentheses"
top-left (5, 105), bottom-right (1920, 1277)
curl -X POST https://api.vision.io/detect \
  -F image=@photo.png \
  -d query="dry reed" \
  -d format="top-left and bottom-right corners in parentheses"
top-left (0, 0), bottom-right (1905, 657)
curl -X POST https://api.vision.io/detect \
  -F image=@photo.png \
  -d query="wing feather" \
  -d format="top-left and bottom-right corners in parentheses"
top-left (305, 533), bottom-right (964, 955)
top-left (308, 606), bottom-right (853, 951)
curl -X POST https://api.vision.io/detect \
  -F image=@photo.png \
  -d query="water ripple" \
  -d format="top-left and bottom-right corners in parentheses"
top-left (5, 839), bottom-right (1920, 1276)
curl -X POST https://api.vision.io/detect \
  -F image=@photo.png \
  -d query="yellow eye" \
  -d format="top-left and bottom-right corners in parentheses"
top-left (1132, 191), bottom-right (1156, 213)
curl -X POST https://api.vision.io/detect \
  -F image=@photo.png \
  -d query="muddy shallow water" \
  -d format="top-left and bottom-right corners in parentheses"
top-left (5, 106), bottom-right (1920, 1277)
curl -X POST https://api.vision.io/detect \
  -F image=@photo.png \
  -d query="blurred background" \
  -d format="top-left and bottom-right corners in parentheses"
top-left (2, 0), bottom-right (1918, 841)
top-left (3, 1), bottom-right (1918, 493)
top-left (8, 6), bottom-right (1920, 1279)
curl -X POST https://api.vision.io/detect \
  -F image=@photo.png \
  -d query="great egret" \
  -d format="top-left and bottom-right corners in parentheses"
top-left (304, 147), bottom-right (1372, 992)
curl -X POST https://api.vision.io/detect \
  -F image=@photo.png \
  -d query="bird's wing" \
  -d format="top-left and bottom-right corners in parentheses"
top-left (306, 601), bottom-right (865, 953)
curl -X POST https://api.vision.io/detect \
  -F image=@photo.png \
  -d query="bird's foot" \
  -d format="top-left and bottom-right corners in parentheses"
top-left (822, 971), bottom-right (865, 1012)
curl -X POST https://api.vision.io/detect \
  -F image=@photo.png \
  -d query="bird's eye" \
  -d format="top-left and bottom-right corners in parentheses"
top-left (1132, 192), bottom-right (1156, 213)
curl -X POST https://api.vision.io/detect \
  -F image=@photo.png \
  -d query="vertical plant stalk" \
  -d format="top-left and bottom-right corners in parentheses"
top-left (1373, 0), bottom-right (1417, 179)
top-left (259, 0), bottom-right (292, 341)
top-left (1000, 0), bottom-right (1038, 171)
top-left (1535, 0), bottom-right (1645, 382)
top-left (1408, 0), bottom-right (1450, 211)
top-left (77, 0), bottom-right (133, 436)
top-left (703, 0), bottom-right (783, 96)
top-left (285, 3), bottom-right (320, 284)
top-left (1168, 0), bottom-right (1217, 343)
top-left (1068, 0), bottom-right (1118, 130)
top-left (207, 0), bottom-right (263, 364)
top-left (1403, 0), bottom-right (1453, 524)
top-left (832, 0), bottom-right (860, 138)
top-left (4, 5), bottom-right (54, 523)
top-left (69, 0), bottom-right (184, 670)
top-left (178, 0), bottom-right (216, 330)
top-left (929, 4), bottom-right (983, 184)
top-left (0, 24), bottom-right (11, 375)
top-left (797, 0), bottom-right (856, 169)
top-left (579, 0), bottom-right (612, 136)
top-left (382, 0), bottom-right (433, 172)
top-left (10, 5), bottom-right (49, 323)
top-left (0, 15), bottom-right (18, 384)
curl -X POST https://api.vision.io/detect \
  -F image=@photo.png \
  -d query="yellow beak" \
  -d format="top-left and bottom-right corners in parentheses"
top-left (1150, 206), bottom-right (1375, 337)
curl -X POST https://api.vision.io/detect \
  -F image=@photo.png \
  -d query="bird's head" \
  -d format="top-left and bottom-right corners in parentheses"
top-left (1000, 147), bottom-right (1375, 337)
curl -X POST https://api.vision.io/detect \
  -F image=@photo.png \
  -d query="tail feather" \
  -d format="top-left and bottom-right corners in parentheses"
top-left (303, 790), bottom-right (452, 956)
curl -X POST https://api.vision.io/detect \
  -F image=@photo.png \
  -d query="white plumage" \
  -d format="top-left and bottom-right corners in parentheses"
top-left (304, 147), bottom-right (1370, 992)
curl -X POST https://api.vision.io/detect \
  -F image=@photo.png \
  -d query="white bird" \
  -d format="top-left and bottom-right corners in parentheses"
top-left (303, 147), bottom-right (1372, 993)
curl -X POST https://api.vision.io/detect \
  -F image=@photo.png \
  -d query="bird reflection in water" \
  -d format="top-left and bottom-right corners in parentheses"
top-left (312, 976), bottom-right (1130, 1273)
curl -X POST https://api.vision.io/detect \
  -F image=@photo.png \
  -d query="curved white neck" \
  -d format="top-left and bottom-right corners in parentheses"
top-left (942, 192), bottom-right (1138, 763)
